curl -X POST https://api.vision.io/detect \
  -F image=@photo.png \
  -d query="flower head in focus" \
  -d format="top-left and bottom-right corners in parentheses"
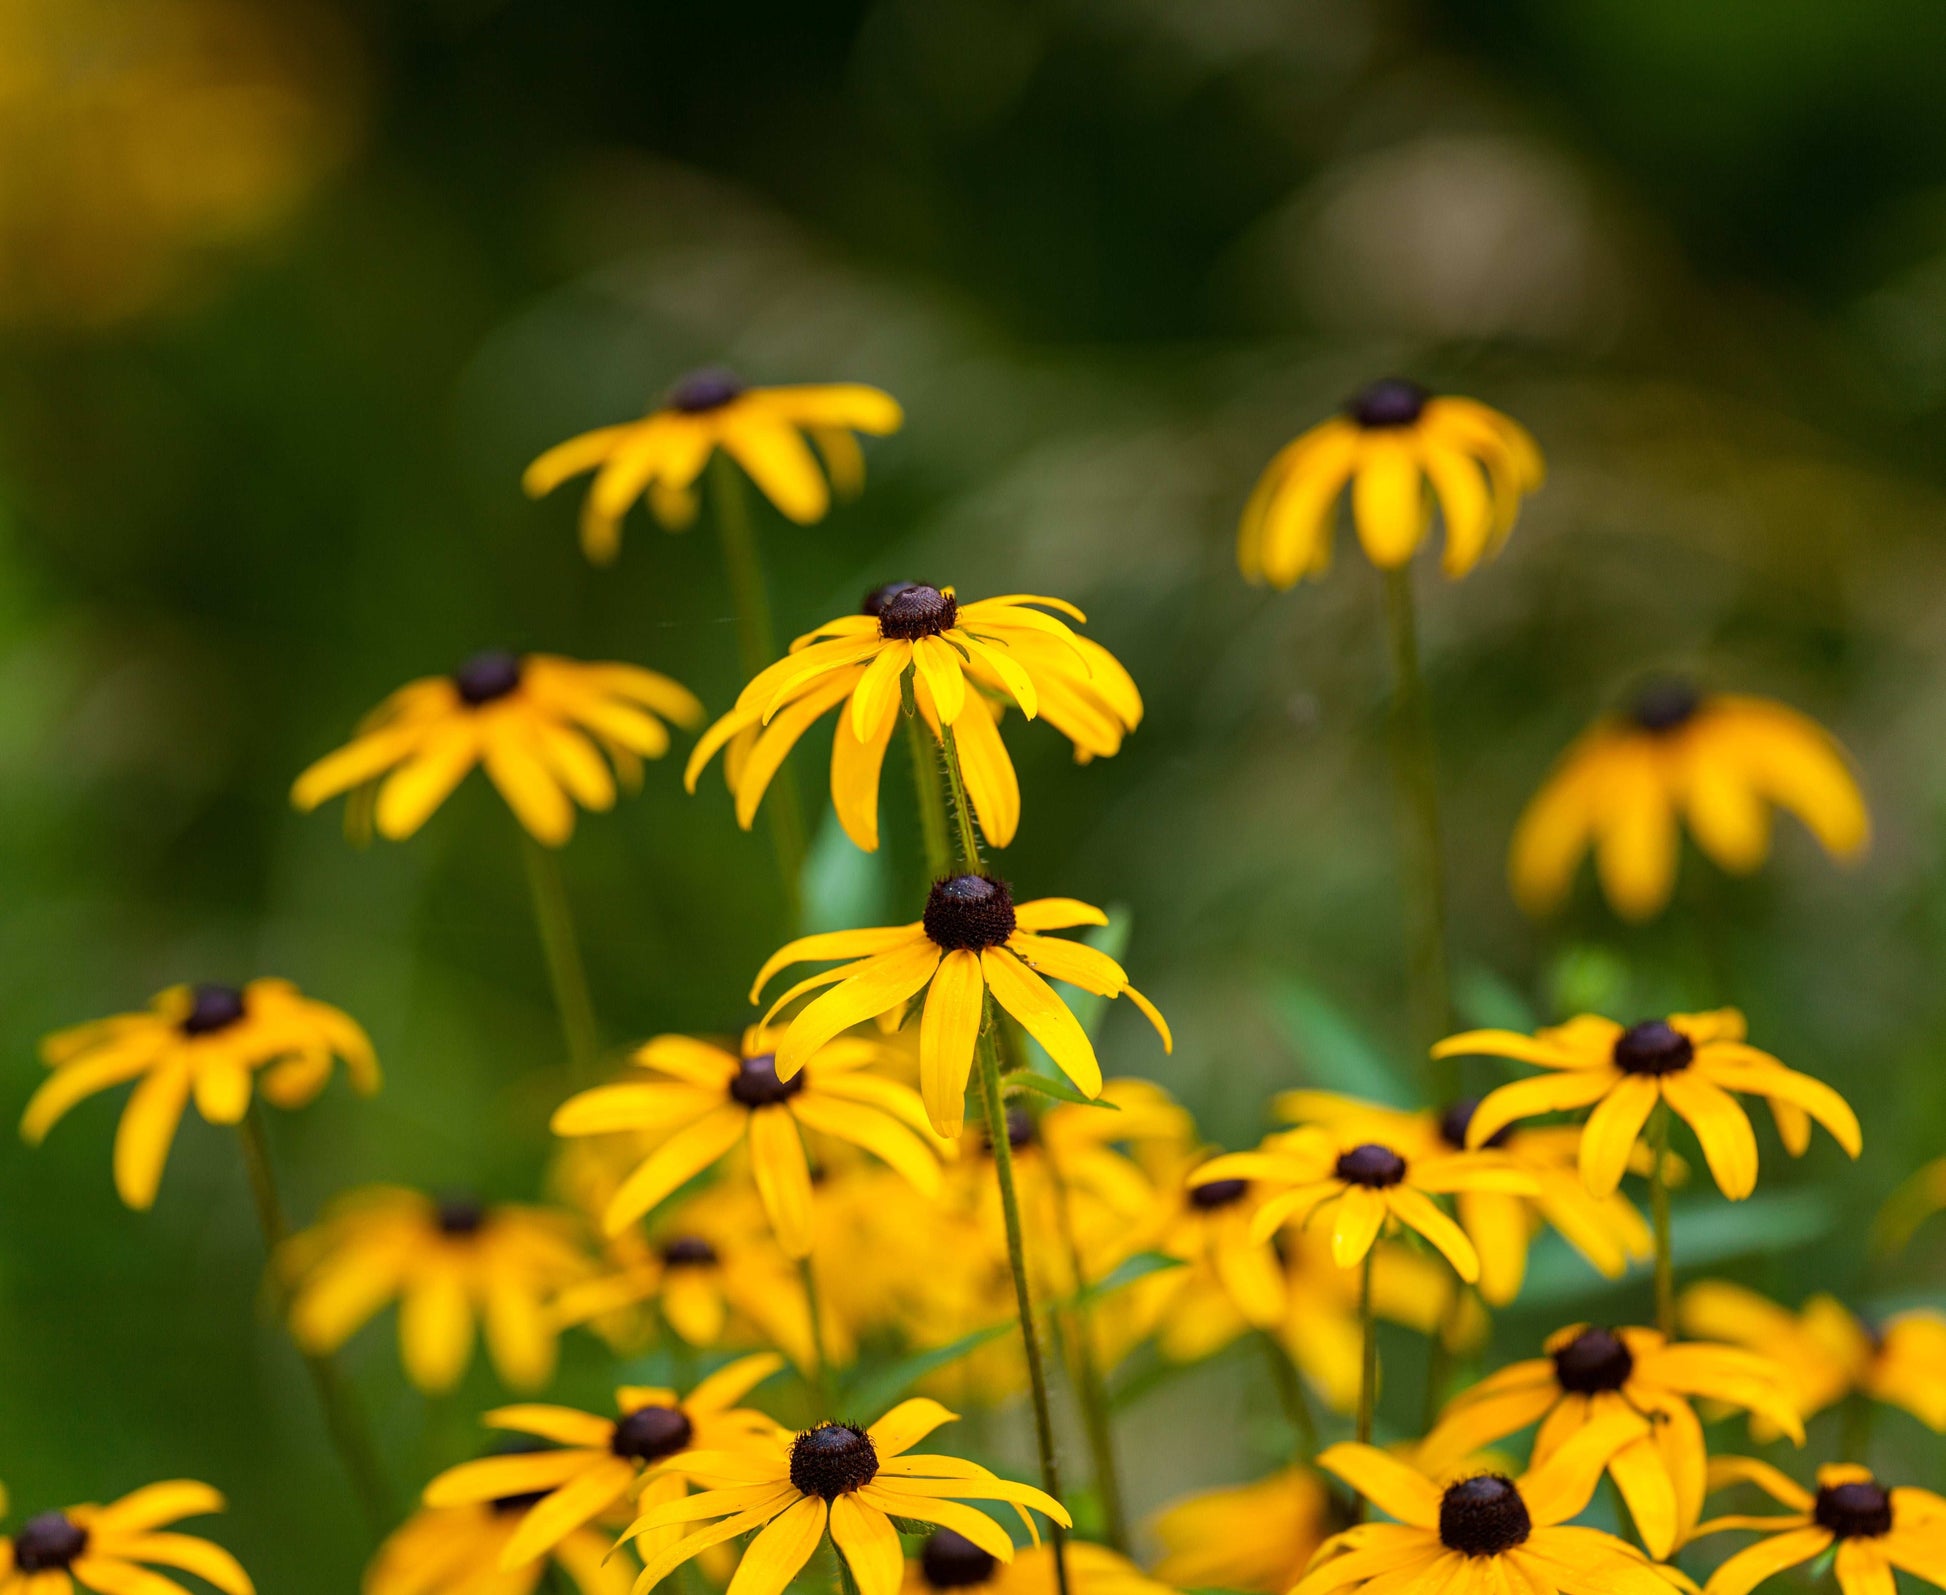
top-left (1692, 1459), bottom-right (1946, 1595)
top-left (524, 372), bottom-right (902, 563)
top-left (292, 652), bottom-right (702, 846)
top-left (364, 1490), bottom-right (637, 1595)
top-left (0, 1480), bottom-right (251, 1595)
top-left (25, 979), bottom-right (377, 1209)
top-left (900, 1533), bottom-right (1172, 1595)
top-left (1148, 1467), bottom-right (1338, 1594)
top-left (1238, 379), bottom-right (1542, 586)
top-left (1510, 683), bottom-right (1868, 922)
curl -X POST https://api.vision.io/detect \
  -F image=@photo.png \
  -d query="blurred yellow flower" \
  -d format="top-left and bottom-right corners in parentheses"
top-left (0, 1480), bottom-right (251, 1595)
top-left (751, 875), bottom-right (1169, 1136)
top-left (292, 651), bottom-right (702, 846)
top-left (1419, 1323), bottom-right (1802, 1559)
top-left (686, 585), bottom-right (1140, 852)
top-left (1692, 1458), bottom-right (1946, 1595)
top-left (365, 1493), bottom-right (637, 1595)
top-left (281, 1186), bottom-right (598, 1393)
top-left (1238, 379), bottom-right (1542, 586)
top-left (524, 372), bottom-right (902, 563)
top-left (1510, 683), bottom-right (1868, 922)
top-left (1123, 1152), bottom-right (1288, 1358)
top-left (1148, 1467), bottom-right (1338, 1594)
top-left (25, 979), bottom-right (377, 1209)
top-left (901, 1533), bottom-right (1170, 1595)
top-left (1439, 1010), bottom-right (1860, 1200)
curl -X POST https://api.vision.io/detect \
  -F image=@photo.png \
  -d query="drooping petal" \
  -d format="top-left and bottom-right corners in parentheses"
top-left (917, 950), bottom-right (984, 1137)
top-left (1577, 1076), bottom-right (1661, 1197)
top-left (1310, 1444), bottom-right (1441, 1528)
top-left (980, 946), bottom-right (1101, 1100)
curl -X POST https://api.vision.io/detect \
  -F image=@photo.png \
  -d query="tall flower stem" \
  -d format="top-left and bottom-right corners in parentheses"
top-left (902, 692), bottom-right (952, 883)
top-left (237, 1104), bottom-right (392, 1532)
top-left (1356, 1248), bottom-right (1378, 1449)
top-left (1647, 1101), bottom-right (1676, 1337)
top-left (521, 833), bottom-right (602, 1083)
top-left (796, 1254), bottom-right (835, 1414)
top-left (710, 454), bottom-right (805, 923)
top-left (1259, 1331), bottom-right (1318, 1462)
top-left (1379, 566), bottom-right (1453, 1094)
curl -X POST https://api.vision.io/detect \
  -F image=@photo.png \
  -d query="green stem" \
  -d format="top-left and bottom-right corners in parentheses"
top-left (238, 1105), bottom-right (393, 1532)
top-left (710, 453), bottom-right (804, 924)
top-left (902, 682), bottom-right (952, 882)
top-left (1841, 1390), bottom-right (1873, 1466)
top-left (1259, 1331), bottom-right (1318, 1462)
top-left (835, 1546), bottom-right (861, 1595)
top-left (1356, 1247), bottom-right (1378, 1452)
top-left (936, 721), bottom-right (984, 873)
top-left (1046, 1142), bottom-right (1130, 1552)
top-left (521, 832), bottom-right (602, 1083)
top-left (1648, 1101), bottom-right (1675, 1337)
top-left (797, 1254), bottom-right (835, 1414)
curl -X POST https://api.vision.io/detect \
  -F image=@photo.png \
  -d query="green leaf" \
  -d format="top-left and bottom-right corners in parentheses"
top-left (1262, 974), bottom-right (1414, 1107)
top-left (1451, 963), bottom-right (1538, 1033)
top-left (1074, 1249), bottom-right (1183, 1304)
top-left (841, 1319), bottom-right (1015, 1417)
top-left (1005, 1069), bottom-right (1121, 1109)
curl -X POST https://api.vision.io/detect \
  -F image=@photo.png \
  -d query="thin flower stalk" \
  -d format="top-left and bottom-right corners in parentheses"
top-left (522, 832), bottom-right (602, 1081)
top-left (1356, 1247), bottom-right (1378, 1451)
top-left (1648, 1102), bottom-right (1675, 1337)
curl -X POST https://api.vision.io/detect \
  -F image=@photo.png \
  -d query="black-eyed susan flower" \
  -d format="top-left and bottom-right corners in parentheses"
top-left (292, 651), bottom-right (702, 846)
top-left (281, 1186), bottom-right (599, 1393)
top-left (686, 584), bottom-right (1141, 852)
top-left (423, 1353), bottom-right (785, 1571)
top-left (1148, 1468), bottom-right (1339, 1594)
top-left (550, 1027), bottom-right (942, 1256)
top-left (1693, 1458), bottom-right (1946, 1595)
top-left (1510, 682), bottom-right (1869, 922)
top-left (750, 876), bottom-right (1170, 1136)
top-left (524, 372), bottom-right (903, 564)
top-left (26, 979), bottom-right (377, 1210)
top-left (1679, 1281), bottom-right (1946, 1435)
top-left (1122, 1151), bottom-right (1287, 1358)
top-left (901, 1532), bottom-right (1171, 1595)
top-left (1190, 1122), bottom-right (1535, 1283)
top-left (621, 1398), bottom-right (1069, 1595)
top-left (1295, 1414), bottom-right (1676, 1595)
top-left (1238, 379), bottom-right (1542, 587)
top-left (1438, 1010), bottom-right (1861, 1200)
top-left (1418, 1323), bottom-right (1802, 1559)
top-left (365, 1491), bottom-right (637, 1595)
top-left (0, 1480), bottom-right (251, 1595)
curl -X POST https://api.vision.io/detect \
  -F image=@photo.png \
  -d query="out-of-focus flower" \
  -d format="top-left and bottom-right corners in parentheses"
top-left (1510, 683), bottom-right (1868, 922)
top-left (364, 1493), bottom-right (636, 1595)
top-left (1419, 1324), bottom-right (1802, 1558)
top-left (0, 1480), bottom-right (251, 1595)
top-left (1679, 1281), bottom-right (1946, 1435)
top-left (25, 979), bottom-right (377, 1209)
top-left (901, 1532), bottom-right (1171, 1595)
top-left (1871, 1153), bottom-right (1946, 1255)
top-left (1440, 1011), bottom-right (1861, 1201)
top-left (524, 371), bottom-right (903, 563)
top-left (1122, 1152), bottom-right (1286, 1360)
top-left (281, 1187), bottom-right (598, 1393)
top-left (1238, 379), bottom-right (1541, 586)
top-left (1692, 1458), bottom-right (1946, 1595)
top-left (751, 876), bottom-right (1168, 1136)
top-left (1150, 1468), bottom-right (1339, 1594)
top-left (292, 651), bottom-right (701, 847)
top-left (686, 584), bottom-right (1140, 852)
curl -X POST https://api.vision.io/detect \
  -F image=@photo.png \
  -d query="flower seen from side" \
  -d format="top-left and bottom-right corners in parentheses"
top-left (1692, 1458), bottom-right (1946, 1595)
top-left (0, 1480), bottom-right (252, 1595)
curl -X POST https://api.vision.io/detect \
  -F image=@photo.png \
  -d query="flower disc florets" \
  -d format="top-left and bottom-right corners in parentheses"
top-left (1631, 679), bottom-right (1701, 733)
top-left (1613, 1021), bottom-right (1693, 1076)
top-left (1815, 1480), bottom-right (1893, 1540)
top-left (453, 649), bottom-right (523, 706)
top-left (436, 1195), bottom-right (487, 1236)
top-left (611, 1404), bottom-right (694, 1462)
top-left (876, 583), bottom-right (958, 641)
top-left (181, 983), bottom-right (247, 1036)
top-left (1439, 1098), bottom-right (1510, 1151)
top-left (662, 1235), bottom-right (717, 1267)
top-left (1552, 1327), bottom-right (1634, 1393)
top-left (668, 369), bottom-right (745, 413)
top-left (789, 1423), bottom-right (878, 1499)
top-left (863, 581), bottom-right (923, 616)
top-left (1190, 1177), bottom-right (1250, 1210)
top-left (923, 875), bottom-right (1016, 951)
top-left (1348, 378), bottom-right (1430, 430)
top-left (12, 1514), bottom-right (87, 1573)
top-left (921, 1529), bottom-right (999, 1589)
top-left (1335, 1142), bottom-right (1408, 1188)
top-left (730, 1052), bottom-right (806, 1108)
top-left (1439, 1475), bottom-right (1532, 1557)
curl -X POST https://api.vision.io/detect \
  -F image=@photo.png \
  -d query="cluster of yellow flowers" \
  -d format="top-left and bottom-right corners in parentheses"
top-left (11, 369), bottom-right (1945, 1595)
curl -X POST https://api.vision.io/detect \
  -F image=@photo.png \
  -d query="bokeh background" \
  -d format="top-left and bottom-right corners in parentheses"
top-left (5, 1), bottom-right (1946, 1589)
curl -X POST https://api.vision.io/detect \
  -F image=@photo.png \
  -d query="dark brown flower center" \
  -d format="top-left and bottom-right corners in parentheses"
top-left (1552, 1327), bottom-right (1634, 1393)
top-left (668, 368), bottom-right (745, 413)
top-left (789, 1423), bottom-right (878, 1499)
top-left (611, 1404), bottom-right (694, 1462)
top-left (181, 982), bottom-right (247, 1036)
top-left (1190, 1177), bottom-right (1250, 1210)
top-left (1335, 1143), bottom-right (1407, 1188)
top-left (12, 1514), bottom-right (87, 1573)
top-left (1439, 1475), bottom-right (1531, 1557)
top-left (876, 583), bottom-right (958, 641)
top-left (924, 875), bottom-right (1016, 952)
top-left (1630, 678), bottom-right (1701, 733)
top-left (863, 581), bottom-right (924, 616)
top-left (1347, 378), bottom-right (1430, 430)
top-left (1612, 1021), bottom-right (1693, 1076)
top-left (982, 1104), bottom-right (1035, 1153)
top-left (921, 1529), bottom-right (998, 1589)
top-left (1815, 1481), bottom-right (1893, 1540)
top-left (729, 1052), bottom-right (805, 1108)
top-left (1439, 1099), bottom-right (1510, 1151)
top-left (454, 649), bottom-right (523, 706)
top-left (436, 1195), bottom-right (487, 1236)
top-left (661, 1235), bottom-right (718, 1268)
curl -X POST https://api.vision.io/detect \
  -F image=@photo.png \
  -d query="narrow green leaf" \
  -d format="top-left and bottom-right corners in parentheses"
top-left (1262, 974), bottom-right (1413, 1107)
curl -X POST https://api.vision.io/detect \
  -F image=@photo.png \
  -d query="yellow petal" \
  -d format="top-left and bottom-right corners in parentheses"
top-left (747, 1106), bottom-right (814, 1258)
top-left (980, 946), bottom-right (1101, 1100)
top-left (917, 950), bottom-right (985, 1138)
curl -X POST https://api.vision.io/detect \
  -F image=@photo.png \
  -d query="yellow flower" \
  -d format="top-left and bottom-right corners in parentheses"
top-left (281, 1186), bottom-right (599, 1393)
top-left (1679, 1280), bottom-right (1946, 1435)
top-left (1238, 379), bottom-right (1542, 586)
top-left (292, 651), bottom-right (702, 846)
top-left (1693, 1458), bottom-right (1946, 1595)
top-left (364, 1495), bottom-right (637, 1595)
top-left (1510, 683), bottom-right (1868, 922)
top-left (423, 1353), bottom-right (785, 1571)
top-left (1190, 1122), bottom-right (1535, 1283)
top-left (25, 979), bottom-right (377, 1210)
top-left (901, 1533), bottom-right (1171, 1595)
top-left (620, 1398), bottom-right (1069, 1595)
top-left (1439, 1010), bottom-right (1861, 1200)
top-left (1123, 1151), bottom-right (1289, 1360)
top-left (550, 1027), bottom-right (942, 1256)
top-left (685, 584), bottom-right (1141, 852)
top-left (750, 876), bottom-right (1170, 1136)
top-left (1296, 1415), bottom-right (1677, 1595)
top-left (523, 372), bottom-right (903, 563)
top-left (1419, 1324), bottom-right (1803, 1558)
top-left (1148, 1467), bottom-right (1339, 1594)
top-left (0, 1480), bottom-right (251, 1595)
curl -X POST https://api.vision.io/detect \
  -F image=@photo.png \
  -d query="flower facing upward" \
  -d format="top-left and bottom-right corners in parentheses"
top-left (1419, 1324), bottom-right (1801, 1559)
top-left (1438, 1010), bottom-right (1861, 1200)
top-left (26, 979), bottom-right (378, 1210)
top-left (686, 584), bottom-right (1141, 852)
top-left (1238, 379), bottom-right (1542, 586)
top-left (0, 1480), bottom-right (252, 1595)
top-left (619, 1398), bottom-right (1068, 1595)
top-left (524, 373), bottom-right (903, 563)
top-left (1510, 683), bottom-right (1868, 922)
top-left (292, 652), bottom-right (702, 846)
top-left (1148, 1467), bottom-right (1338, 1594)
top-left (1295, 1414), bottom-right (1674, 1595)
top-left (281, 1186), bottom-right (599, 1393)
top-left (422, 1353), bottom-right (784, 1571)
top-left (549, 1027), bottom-right (943, 1256)
top-left (1692, 1459), bottom-right (1946, 1595)
top-left (364, 1493), bottom-right (637, 1595)
top-left (750, 877), bottom-right (1170, 1136)
top-left (900, 1533), bottom-right (1172, 1595)
top-left (1189, 1123), bottom-right (1537, 1283)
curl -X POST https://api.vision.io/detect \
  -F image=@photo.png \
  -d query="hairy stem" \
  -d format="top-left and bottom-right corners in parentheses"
top-left (902, 679), bottom-right (952, 881)
top-left (521, 833), bottom-right (601, 1083)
